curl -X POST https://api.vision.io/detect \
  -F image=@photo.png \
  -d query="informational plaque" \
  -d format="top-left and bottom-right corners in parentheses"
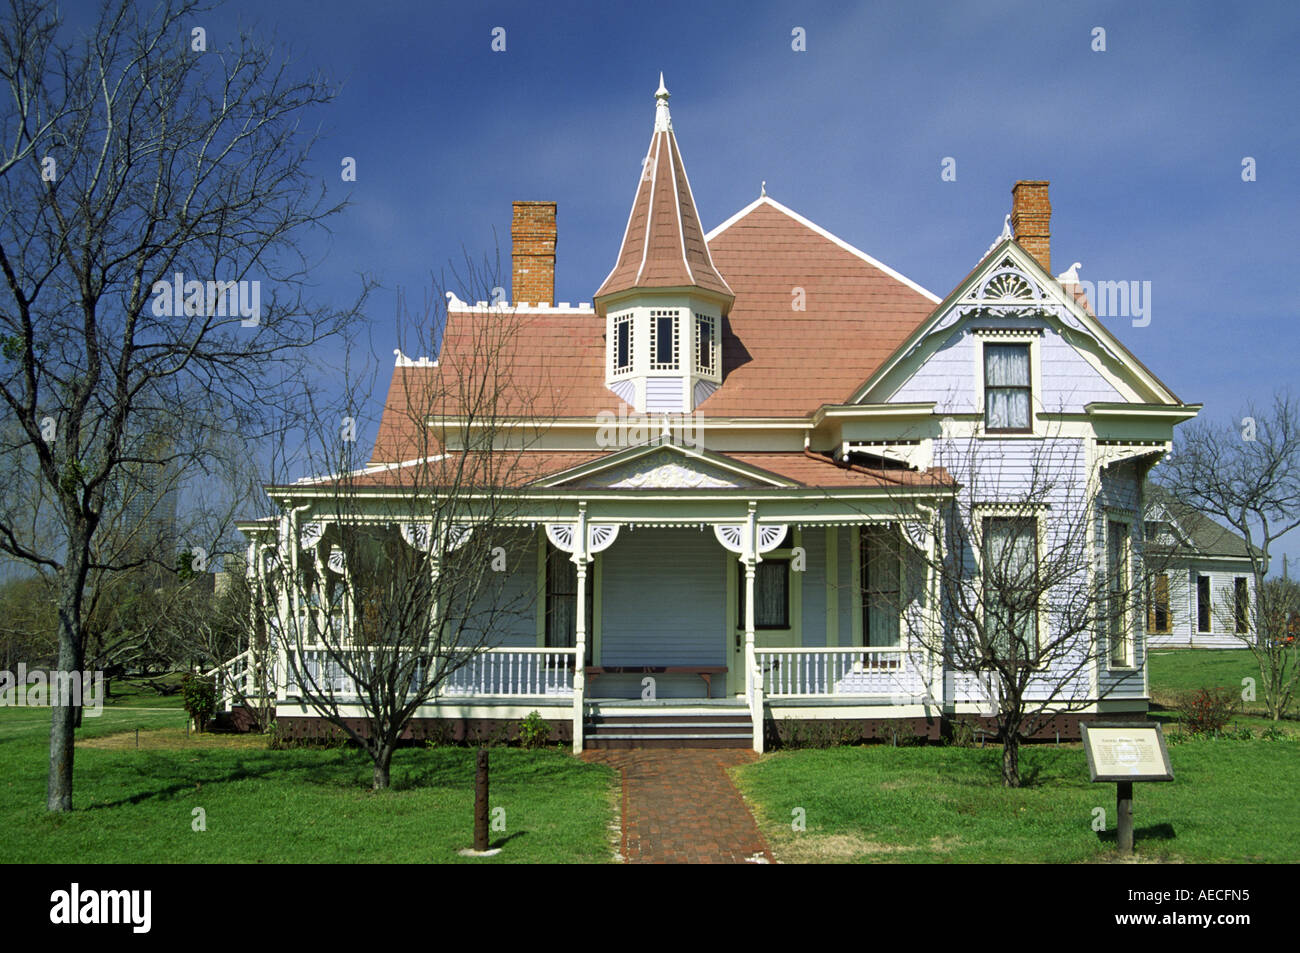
top-left (1081, 722), bottom-right (1173, 782)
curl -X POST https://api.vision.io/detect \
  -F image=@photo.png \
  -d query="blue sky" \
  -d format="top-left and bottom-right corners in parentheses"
top-left (64, 0), bottom-right (1300, 568)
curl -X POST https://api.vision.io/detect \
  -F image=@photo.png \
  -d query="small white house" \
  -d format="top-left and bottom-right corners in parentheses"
top-left (1144, 489), bottom-right (1263, 649)
top-left (228, 79), bottom-right (1200, 751)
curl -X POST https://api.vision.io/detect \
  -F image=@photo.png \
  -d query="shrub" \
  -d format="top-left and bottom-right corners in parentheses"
top-left (180, 673), bottom-right (217, 732)
top-left (946, 719), bottom-right (976, 748)
top-left (1178, 687), bottom-right (1237, 736)
top-left (518, 710), bottom-right (552, 749)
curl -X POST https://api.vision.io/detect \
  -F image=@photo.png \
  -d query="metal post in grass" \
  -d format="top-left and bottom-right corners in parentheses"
top-left (1116, 781), bottom-right (1134, 853)
top-left (1081, 723), bottom-right (1173, 856)
top-left (474, 747), bottom-right (489, 852)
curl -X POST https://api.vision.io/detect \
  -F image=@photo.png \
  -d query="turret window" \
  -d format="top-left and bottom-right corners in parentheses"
top-left (649, 309), bottom-right (679, 370)
top-left (695, 313), bottom-right (716, 374)
top-left (613, 313), bottom-right (633, 374)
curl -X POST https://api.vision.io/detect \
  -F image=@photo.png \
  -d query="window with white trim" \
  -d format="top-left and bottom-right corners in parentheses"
top-left (861, 525), bottom-right (902, 649)
top-left (982, 516), bottom-right (1040, 666)
top-left (1107, 519), bottom-right (1133, 666)
top-left (612, 313), bottom-right (633, 374)
top-left (1197, 575), bottom-right (1212, 633)
top-left (1234, 577), bottom-right (1249, 634)
top-left (694, 312), bottom-right (716, 374)
top-left (984, 343), bottom-right (1032, 432)
top-left (649, 309), bottom-right (679, 370)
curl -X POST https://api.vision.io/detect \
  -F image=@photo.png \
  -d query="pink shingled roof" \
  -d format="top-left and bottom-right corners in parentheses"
top-left (370, 200), bottom-right (939, 465)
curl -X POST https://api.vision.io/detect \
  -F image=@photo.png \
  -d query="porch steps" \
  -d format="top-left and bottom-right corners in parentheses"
top-left (582, 708), bottom-right (752, 749)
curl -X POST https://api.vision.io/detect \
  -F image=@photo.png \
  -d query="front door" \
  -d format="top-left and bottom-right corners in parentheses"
top-left (729, 552), bottom-right (795, 694)
top-left (545, 543), bottom-right (593, 666)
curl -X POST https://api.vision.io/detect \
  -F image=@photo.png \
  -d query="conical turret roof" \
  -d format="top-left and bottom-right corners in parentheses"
top-left (594, 76), bottom-right (733, 306)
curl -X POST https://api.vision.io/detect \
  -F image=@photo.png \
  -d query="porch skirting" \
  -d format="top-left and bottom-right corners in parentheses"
top-left (259, 700), bottom-right (1148, 748)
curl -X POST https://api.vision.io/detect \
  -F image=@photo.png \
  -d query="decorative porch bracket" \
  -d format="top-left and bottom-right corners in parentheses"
top-left (399, 521), bottom-right (474, 554)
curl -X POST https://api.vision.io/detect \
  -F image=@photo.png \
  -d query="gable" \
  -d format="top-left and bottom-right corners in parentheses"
top-left (855, 242), bottom-right (1182, 410)
top-left (541, 444), bottom-right (785, 489)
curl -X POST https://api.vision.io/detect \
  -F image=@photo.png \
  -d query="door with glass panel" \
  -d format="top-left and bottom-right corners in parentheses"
top-left (545, 543), bottom-right (593, 667)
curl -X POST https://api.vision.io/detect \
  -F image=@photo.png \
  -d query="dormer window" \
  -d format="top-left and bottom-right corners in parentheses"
top-left (695, 312), bottom-right (716, 374)
top-left (650, 309), bottom-right (679, 370)
top-left (613, 313), bottom-right (633, 374)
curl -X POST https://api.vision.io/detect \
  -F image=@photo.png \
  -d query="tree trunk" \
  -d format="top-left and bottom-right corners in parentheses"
top-left (48, 547), bottom-right (89, 813)
top-left (372, 745), bottom-right (393, 790)
top-left (47, 623), bottom-right (82, 812)
top-left (1001, 735), bottom-right (1021, 788)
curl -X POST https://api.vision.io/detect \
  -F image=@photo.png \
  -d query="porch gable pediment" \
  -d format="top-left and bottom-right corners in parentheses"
top-left (539, 445), bottom-right (788, 490)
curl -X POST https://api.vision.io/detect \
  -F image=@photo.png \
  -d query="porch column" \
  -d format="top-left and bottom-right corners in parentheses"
top-left (743, 556), bottom-right (757, 697)
top-left (573, 556), bottom-right (588, 752)
top-left (276, 508), bottom-right (304, 699)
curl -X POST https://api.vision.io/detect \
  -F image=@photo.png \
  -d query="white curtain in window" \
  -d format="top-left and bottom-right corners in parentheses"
top-left (756, 562), bottom-right (787, 627)
top-left (985, 519), bottom-right (1037, 657)
top-left (864, 527), bottom-right (902, 647)
top-left (985, 345), bottom-right (1031, 429)
top-left (985, 345), bottom-right (1028, 386)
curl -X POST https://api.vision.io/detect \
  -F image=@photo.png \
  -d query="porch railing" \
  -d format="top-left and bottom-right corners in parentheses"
top-left (755, 647), bottom-right (929, 698)
top-left (282, 646), bottom-right (579, 700)
top-left (202, 649), bottom-right (278, 711)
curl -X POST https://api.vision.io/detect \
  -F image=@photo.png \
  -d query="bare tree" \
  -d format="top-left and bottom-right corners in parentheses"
top-left (257, 262), bottom-right (558, 790)
top-left (1155, 392), bottom-right (1300, 720)
top-left (873, 431), bottom-right (1156, 787)
top-left (0, 0), bottom-right (366, 810)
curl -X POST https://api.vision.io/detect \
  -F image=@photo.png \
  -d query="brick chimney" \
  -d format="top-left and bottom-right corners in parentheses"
top-left (1010, 180), bottom-right (1051, 274)
top-left (511, 201), bottom-right (556, 306)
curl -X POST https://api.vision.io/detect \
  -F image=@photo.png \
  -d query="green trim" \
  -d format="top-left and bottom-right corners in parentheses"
top-left (724, 548), bottom-right (738, 694)
top-left (592, 554), bottom-right (603, 666)
top-left (825, 526), bottom-right (839, 647)
top-left (534, 527), bottom-right (546, 647)
top-left (850, 526), bottom-right (863, 647)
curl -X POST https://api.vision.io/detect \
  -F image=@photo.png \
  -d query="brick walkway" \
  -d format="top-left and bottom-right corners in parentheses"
top-left (582, 749), bottom-right (775, 864)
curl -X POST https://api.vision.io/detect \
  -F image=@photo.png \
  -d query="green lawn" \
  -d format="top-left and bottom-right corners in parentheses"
top-left (735, 648), bottom-right (1300, 863)
top-left (0, 705), bottom-right (617, 863)
top-left (733, 740), bottom-right (1300, 863)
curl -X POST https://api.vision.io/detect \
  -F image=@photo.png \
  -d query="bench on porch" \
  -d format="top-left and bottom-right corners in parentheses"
top-left (583, 665), bottom-right (728, 698)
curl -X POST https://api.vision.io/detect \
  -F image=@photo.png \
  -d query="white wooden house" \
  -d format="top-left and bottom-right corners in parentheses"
top-left (227, 79), bottom-right (1200, 751)
top-left (1144, 488), bottom-right (1263, 649)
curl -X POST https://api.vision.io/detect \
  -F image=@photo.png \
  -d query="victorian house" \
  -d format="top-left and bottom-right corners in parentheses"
top-left (228, 78), bottom-right (1199, 750)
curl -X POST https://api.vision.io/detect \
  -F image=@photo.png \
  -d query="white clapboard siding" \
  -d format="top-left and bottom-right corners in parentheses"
top-left (597, 526), bottom-right (726, 698)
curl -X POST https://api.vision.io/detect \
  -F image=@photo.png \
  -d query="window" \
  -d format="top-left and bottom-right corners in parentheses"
top-left (738, 560), bottom-right (790, 629)
top-left (545, 544), bottom-right (593, 664)
top-left (1108, 520), bottom-right (1132, 666)
top-left (982, 517), bottom-right (1039, 665)
top-left (613, 314), bottom-right (633, 373)
top-left (1234, 577), bottom-right (1249, 634)
top-left (1197, 575), bottom-right (1211, 633)
top-left (861, 525), bottom-right (902, 648)
top-left (1148, 573), bottom-right (1170, 633)
top-left (984, 343), bottom-right (1032, 432)
top-left (694, 312), bottom-right (716, 374)
top-left (649, 309), bottom-right (679, 370)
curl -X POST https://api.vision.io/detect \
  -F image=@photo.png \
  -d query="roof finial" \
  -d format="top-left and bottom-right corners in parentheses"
top-left (654, 72), bottom-right (672, 132)
top-left (984, 213), bottom-right (1014, 256)
top-left (760, 180), bottom-right (767, 197)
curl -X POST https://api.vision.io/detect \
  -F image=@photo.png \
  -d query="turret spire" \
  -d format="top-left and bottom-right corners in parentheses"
top-left (594, 77), bottom-right (732, 306)
top-left (654, 72), bottom-right (672, 132)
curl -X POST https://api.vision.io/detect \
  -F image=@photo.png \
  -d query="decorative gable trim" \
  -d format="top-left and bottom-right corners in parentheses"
top-left (533, 442), bottom-right (794, 489)
top-left (851, 239), bottom-right (1183, 407)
